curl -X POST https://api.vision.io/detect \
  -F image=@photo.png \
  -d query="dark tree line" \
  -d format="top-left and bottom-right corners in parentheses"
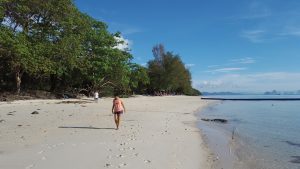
top-left (0, 0), bottom-right (200, 97)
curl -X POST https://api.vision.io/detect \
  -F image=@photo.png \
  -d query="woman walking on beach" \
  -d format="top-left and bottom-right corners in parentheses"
top-left (112, 96), bottom-right (126, 130)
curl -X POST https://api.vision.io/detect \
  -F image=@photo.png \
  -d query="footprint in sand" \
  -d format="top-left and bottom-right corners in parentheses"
top-left (116, 154), bottom-right (125, 158)
top-left (119, 142), bottom-right (127, 146)
top-left (119, 147), bottom-right (135, 152)
top-left (58, 142), bottom-right (65, 146)
top-left (144, 160), bottom-right (151, 163)
top-left (117, 163), bottom-right (127, 168)
top-left (25, 164), bottom-right (34, 169)
top-left (127, 138), bottom-right (136, 141)
top-left (129, 147), bottom-right (135, 150)
top-left (104, 163), bottom-right (112, 168)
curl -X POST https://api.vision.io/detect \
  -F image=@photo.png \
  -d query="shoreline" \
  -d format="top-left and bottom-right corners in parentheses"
top-left (0, 96), bottom-right (213, 169)
top-left (196, 101), bottom-right (236, 169)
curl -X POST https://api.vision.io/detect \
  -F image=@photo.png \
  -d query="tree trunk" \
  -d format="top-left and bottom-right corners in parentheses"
top-left (50, 74), bottom-right (57, 92)
top-left (15, 71), bottom-right (21, 94)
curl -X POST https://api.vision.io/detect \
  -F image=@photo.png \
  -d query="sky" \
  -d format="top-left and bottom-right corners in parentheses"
top-left (74, 0), bottom-right (300, 93)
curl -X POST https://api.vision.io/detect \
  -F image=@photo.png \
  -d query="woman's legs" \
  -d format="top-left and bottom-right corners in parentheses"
top-left (114, 113), bottom-right (121, 130)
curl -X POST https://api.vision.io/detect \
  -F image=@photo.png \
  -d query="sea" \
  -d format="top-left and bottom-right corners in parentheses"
top-left (197, 95), bottom-right (300, 169)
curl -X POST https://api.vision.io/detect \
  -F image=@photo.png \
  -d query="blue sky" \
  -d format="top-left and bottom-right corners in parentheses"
top-left (74, 0), bottom-right (300, 93)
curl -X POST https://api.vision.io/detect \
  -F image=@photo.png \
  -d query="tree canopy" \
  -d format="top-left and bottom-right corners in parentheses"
top-left (148, 44), bottom-right (200, 95)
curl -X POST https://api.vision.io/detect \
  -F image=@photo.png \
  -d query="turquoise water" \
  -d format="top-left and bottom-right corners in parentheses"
top-left (198, 95), bottom-right (300, 169)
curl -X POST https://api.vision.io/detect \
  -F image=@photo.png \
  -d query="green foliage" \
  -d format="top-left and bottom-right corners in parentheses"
top-left (147, 44), bottom-right (200, 95)
top-left (129, 63), bottom-right (150, 94)
top-left (0, 1), bottom-right (200, 96)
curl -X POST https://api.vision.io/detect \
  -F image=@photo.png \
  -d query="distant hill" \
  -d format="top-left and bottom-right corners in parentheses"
top-left (264, 90), bottom-right (300, 95)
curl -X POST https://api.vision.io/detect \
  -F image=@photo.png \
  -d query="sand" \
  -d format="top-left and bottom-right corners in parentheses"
top-left (0, 95), bottom-right (213, 169)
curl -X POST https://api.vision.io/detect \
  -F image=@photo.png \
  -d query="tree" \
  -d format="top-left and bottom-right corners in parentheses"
top-left (147, 44), bottom-right (199, 95)
top-left (0, 0), bottom-right (79, 93)
top-left (76, 15), bottom-right (133, 95)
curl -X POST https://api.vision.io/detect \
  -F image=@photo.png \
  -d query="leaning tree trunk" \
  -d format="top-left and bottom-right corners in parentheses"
top-left (15, 70), bottom-right (21, 95)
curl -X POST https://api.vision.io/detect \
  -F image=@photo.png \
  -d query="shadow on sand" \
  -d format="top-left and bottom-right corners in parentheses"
top-left (58, 126), bottom-right (115, 130)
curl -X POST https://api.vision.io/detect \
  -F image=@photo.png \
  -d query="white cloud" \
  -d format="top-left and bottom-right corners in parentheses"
top-left (122, 28), bottom-right (142, 35)
top-left (230, 57), bottom-right (255, 64)
top-left (240, 30), bottom-right (266, 43)
top-left (114, 36), bottom-right (132, 51)
top-left (207, 65), bottom-right (219, 68)
top-left (279, 26), bottom-right (300, 37)
top-left (243, 1), bottom-right (272, 19)
top-left (236, 2), bottom-right (300, 42)
top-left (185, 63), bottom-right (195, 68)
top-left (206, 67), bottom-right (247, 73)
top-left (194, 72), bottom-right (300, 92)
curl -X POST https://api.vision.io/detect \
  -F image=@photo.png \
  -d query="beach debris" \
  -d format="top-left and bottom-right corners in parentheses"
top-left (31, 111), bottom-right (39, 115)
top-left (0, 119), bottom-right (5, 123)
top-left (201, 118), bottom-right (227, 123)
top-left (284, 141), bottom-right (300, 148)
top-left (290, 156), bottom-right (300, 163)
top-left (18, 124), bottom-right (22, 127)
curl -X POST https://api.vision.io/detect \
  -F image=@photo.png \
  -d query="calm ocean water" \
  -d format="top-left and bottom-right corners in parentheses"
top-left (198, 95), bottom-right (300, 169)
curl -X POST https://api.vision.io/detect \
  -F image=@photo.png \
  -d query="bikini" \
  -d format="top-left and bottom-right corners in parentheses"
top-left (113, 99), bottom-right (123, 114)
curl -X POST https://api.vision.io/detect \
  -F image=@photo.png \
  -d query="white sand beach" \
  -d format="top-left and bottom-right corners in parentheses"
top-left (0, 96), bottom-right (213, 169)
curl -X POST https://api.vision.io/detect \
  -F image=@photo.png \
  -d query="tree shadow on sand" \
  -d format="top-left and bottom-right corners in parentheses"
top-left (58, 126), bottom-right (115, 130)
